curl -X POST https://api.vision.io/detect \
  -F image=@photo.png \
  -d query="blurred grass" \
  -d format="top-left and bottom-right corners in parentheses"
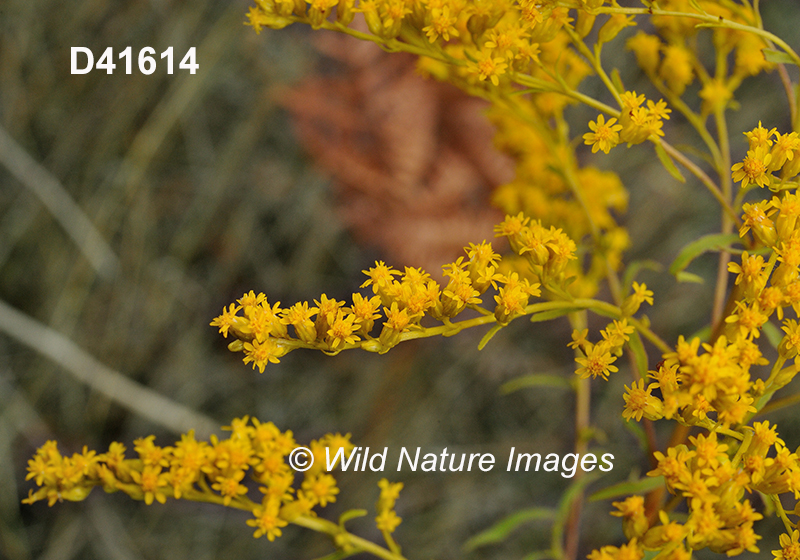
top-left (1, 0), bottom-right (799, 559)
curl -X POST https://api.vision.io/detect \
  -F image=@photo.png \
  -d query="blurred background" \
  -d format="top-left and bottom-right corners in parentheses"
top-left (2, 0), bottom-right (799, 559)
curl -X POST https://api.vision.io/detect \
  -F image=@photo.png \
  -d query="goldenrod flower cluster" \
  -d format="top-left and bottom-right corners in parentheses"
top-left (376, 478), bottom-right (404, 533)
top-left (23, 417), bottom-right (356, 541)
top-left (590, 123), bottom-right (800, 560)
top-left (246, 0), bottom-right (583, 96)
top-left (490, 104), bottom-right (630, 298)
top-left (25, 0), bottom-right (800, 558)
top-left (626, 1), bottom-right (773, 99)
top-left (212, 218), bottom-right (584, 372)
top-left (584, 92), bottom-right (671, 154)
top-left (600, 420), bottom-right (800, 560)
top-left (732, 125), bottom-right (800, 191)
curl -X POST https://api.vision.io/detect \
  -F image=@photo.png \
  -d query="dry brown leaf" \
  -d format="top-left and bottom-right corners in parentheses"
top-left (282, 32), bottom-right (513, 273)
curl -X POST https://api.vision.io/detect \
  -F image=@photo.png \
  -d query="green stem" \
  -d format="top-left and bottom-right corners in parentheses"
top-left (583, 5), bottom-right (800, 67)
top-left (564, 312), bottom-right (591, 560)
top-left (656, 139), bottom-right (739, 224)
top-left (293, 516), bottom-right (408, 560)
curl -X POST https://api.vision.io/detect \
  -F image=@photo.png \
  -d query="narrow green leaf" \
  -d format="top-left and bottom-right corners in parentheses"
top-left (654, 143), bottom-right (686, 183)
top-left (676, 271), bottom-right (705, 284)
top-left (668, 233), bottom-right (741, 278)
top-left (622, 260), bottom-right (662, 294)
top-left (611, 68), bottom-right (624, 94)
top-left (552, 474), bottom-right (600, 554)
top-left (643, 549), bottom-right (662, 560)
top-left (591, 306), bottom-right (619, 319)
top-left (478, 324), bottom-right (504, 350)
top-left (463, 507), bottom-right (556, 551)
top-left (756, 391), bottom-right (800, 417)
top-left (763, 321), bottom-right (783, 350)
top-left (687, 323), bottom-right (711, 342)
top-left (688, 0), bottom-right (707, 14)
top-left (763, 48), bottom-right (797, 66)
top-left (522, 551), bottom-right (557, 560)
top-left (589, 475), bottom-right (665, 502)
top-left (623, 419), bottom-right (649, 451)
top-left (313, 550), bottom-right (359, 560)
top-left (627, 331), bottom-right (649, 379)
top-left (694, 22), bottom-right (724, 29)
top-left (500, 374), bottom-right (573, 395)
top-left (338, 509), bottom-right (368, 527)
top-left (530, 307), bottom-right (585, 322)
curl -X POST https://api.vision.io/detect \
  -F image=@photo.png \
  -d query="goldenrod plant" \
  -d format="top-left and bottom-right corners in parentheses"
top-left (21, 0), bottom-right (800, 559)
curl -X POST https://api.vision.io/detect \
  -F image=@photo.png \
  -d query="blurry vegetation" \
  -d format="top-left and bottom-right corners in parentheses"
top-left (2, 0), bottom-right (800, 559)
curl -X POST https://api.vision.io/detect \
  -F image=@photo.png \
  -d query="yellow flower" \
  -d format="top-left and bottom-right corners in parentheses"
top-left (248, 497), bottom-right (288, 540)
top-left (575, 341), bottom-right (618, 380)
top-left (212, 471), bottom-right (249, 506)
top-left (583, 114), bottom-right (622, 154)
top-left (627, 32), bottom-right (661, 74)
top-left (773, 530), bottom-right (800, 560)
top-left (732, 146), bottom-right (773, 188)
top-left (243, 338), bottom-right (285, 372)
top-left (302, 473), bottom-right (339, 507)
top-left (622, 379), bottom-right (663, 422)
top-left (468, 50), bottom-right (508, 86)
top-left (376, 509), bottom-right (402, 532)
top-left (210, 304), bottom-right (242, 338)
top-left (699, 79), bottom-right (732, 114)
top-left (130, 465), bottom-right (169, 505)
top-left (326, 310), bottom-right (361, 350)
top-left (423, 4), bottom-right (459, 42)
top-left (660, 44), bottom-right (694, 95)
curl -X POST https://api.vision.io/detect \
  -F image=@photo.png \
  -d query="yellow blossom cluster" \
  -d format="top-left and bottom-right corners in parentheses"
top-left (246, 0), bottom-right (587, 97)
top-left (490, 103), bottom-right (630, 298)
top-left (23, 417), bottom-right (354, 542)
top-left (589, 125), bottom-right (800, 560)
top-left (732, 125), bottom-right (800, 190)
top-left (211, 216), bottom-right (584, 371)
top-left (627, 1), bottom-right (773, 99)
top-left (601, 420), bottom-right (800, 560)
top-left (24, 0), bottom-right (800, 558)
top-left (584, 92), bottom-right (671, 154)
top-left (376, 478), bottom-right (404, 533)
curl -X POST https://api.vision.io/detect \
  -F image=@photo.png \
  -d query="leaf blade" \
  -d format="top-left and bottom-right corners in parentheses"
top-left (589, 475), bottom-right (665, 502)
top-left (463, 507), bottom-right (556, 551)
top-left (655, 143), bottom-right (686, 183)
top-left (668, 232), bottom-right (741, 279)
top-left (500, 374), bottom-right (574, 395)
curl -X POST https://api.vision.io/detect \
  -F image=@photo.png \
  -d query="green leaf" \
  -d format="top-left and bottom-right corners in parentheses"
top-left (589, 475), bottom-right (665, 502)
top-left (463, 507), bottom-right (556, 551)
top-left (627, 331), bottom-right (649, 379)
top-left (478, 324), bottom-right (504, 350)
top-left (688, 0), bottom-right (707, 14)
top-left (500, 374), bottom-right (573, 395)
top-left (668, 232), bottom-right (741, 280)
top-left (675, 271), bottom-right (705, 284)
top-left (687, 324), bottom-right (711, 342)
top-left (622, 419), bottom-right (649, 451)
top-left (552, 474), bottom-right (600, 554)
top-left (611, 68), bottom-right (624, 94)
top-left (338, 509), bottom-right (368, 527)
top-left (312, 550), bottom-right (359, 560)
top-left (654, 143), bottom-right (686, 183)
top-left (643, 549), bottom-right (662, 560)
top-left (622, 260), bottom-right (662, 294)
top-left (530, 307), bottom-right (585, 322)
top-left (763, 321), bottom-right (783, 349)
top-left (763, 48), bottom-right (797, 66)
top-left (522, 551), bottom-right (557, 560)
